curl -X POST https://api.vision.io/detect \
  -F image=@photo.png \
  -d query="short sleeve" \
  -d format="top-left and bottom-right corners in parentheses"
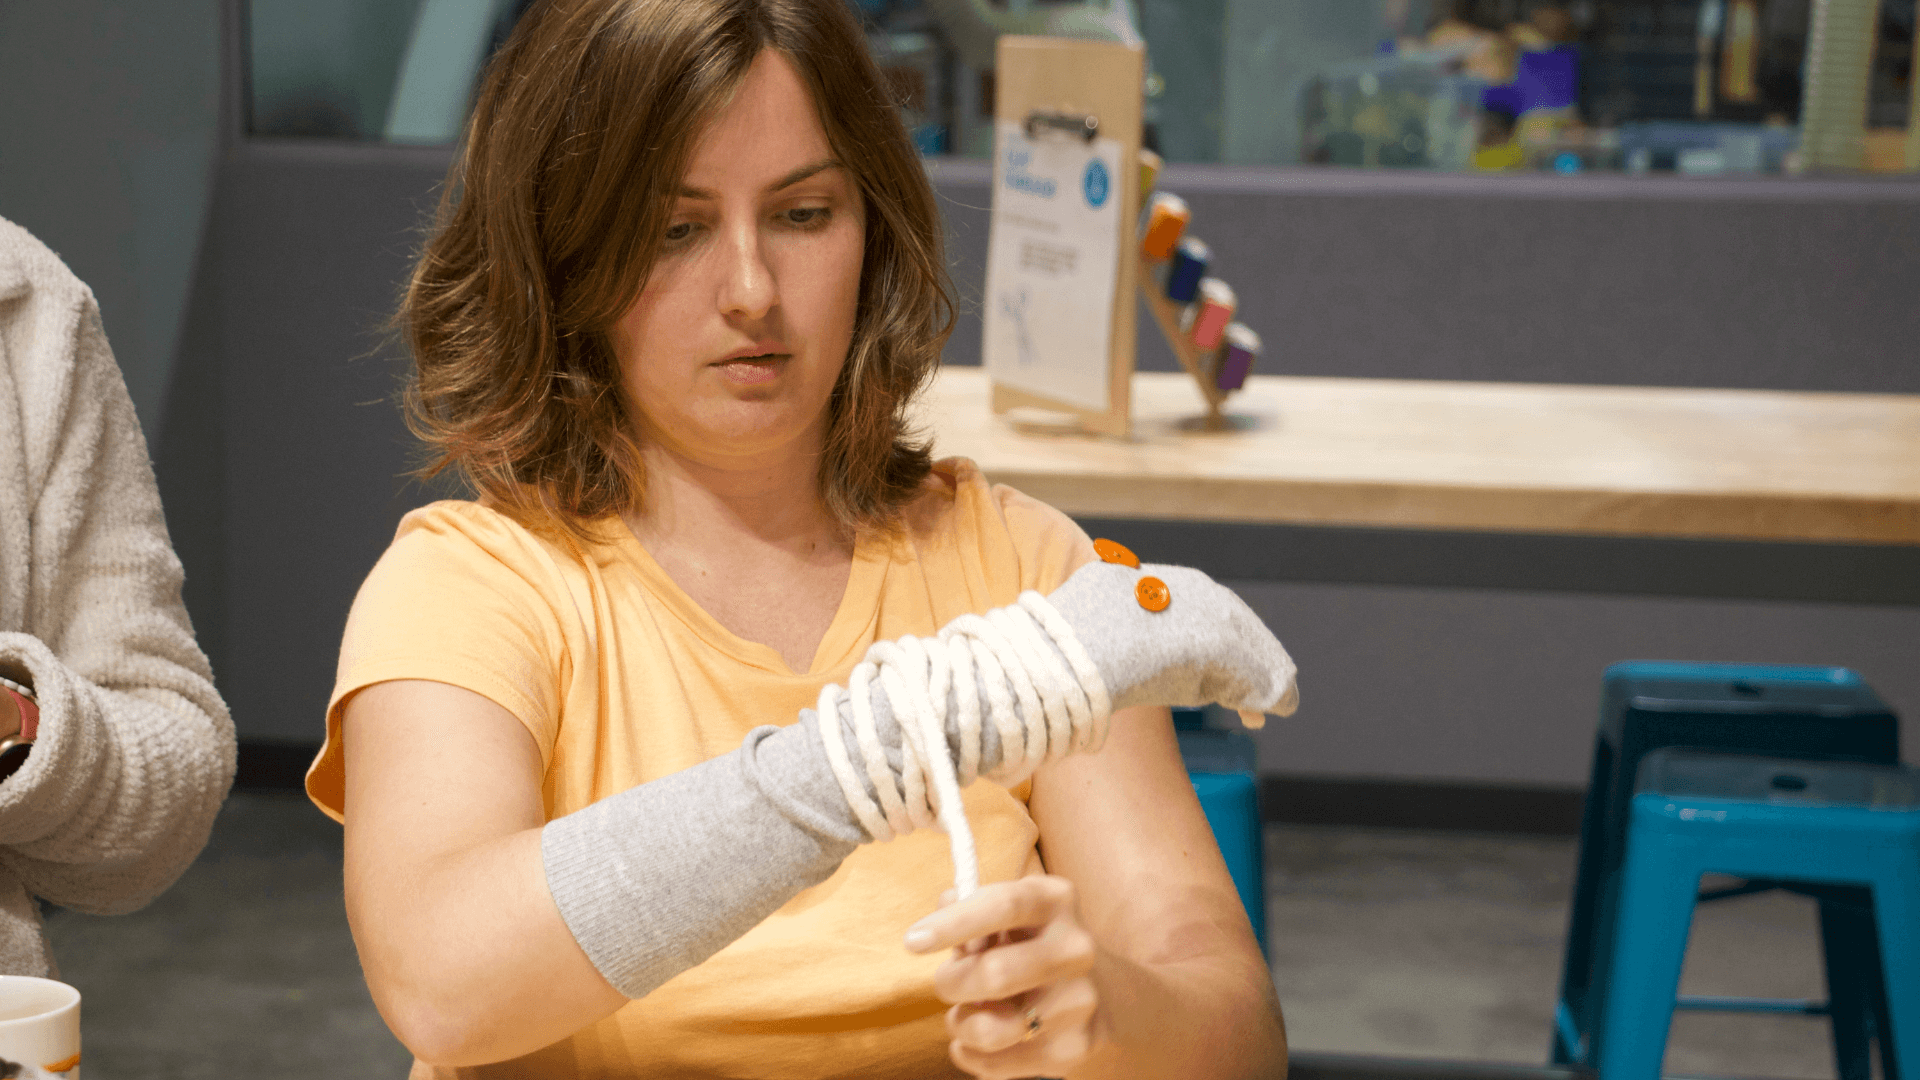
top-left (305, 502), bottom-right (573, 822)
top-left (990, 480), bottom-right (1099, 595)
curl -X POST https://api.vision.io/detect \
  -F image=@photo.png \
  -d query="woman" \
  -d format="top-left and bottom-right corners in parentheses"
top-left (304, 1), bottom-right (1291, 1076)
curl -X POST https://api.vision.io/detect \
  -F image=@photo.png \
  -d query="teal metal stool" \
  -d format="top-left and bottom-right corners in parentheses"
top-left (1174, 709), bottom-right (1268, 954)
top-left (1555, 661), bottom-right (1900, 1073)
top-left (1594, 749), bottom-right (1920, 1079)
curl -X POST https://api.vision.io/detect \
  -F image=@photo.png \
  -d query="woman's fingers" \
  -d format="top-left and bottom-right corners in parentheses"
top-left (932, 918), bottom-right (1094, 1005)
top-left (947, 978), bottom-right (1101, 1078)
top-left (903, 875), bottom-right (1075, 956)
top-left (946, 997), bottom-right (1031, 1055)
top-left (912, 876), bottom-right (1106, 1080)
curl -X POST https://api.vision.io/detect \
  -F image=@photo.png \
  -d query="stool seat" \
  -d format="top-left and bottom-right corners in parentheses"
top-left (1594, 749), bottom-right (1920, 1079)
top-left (1642, 750), bottom-right (1920, 808)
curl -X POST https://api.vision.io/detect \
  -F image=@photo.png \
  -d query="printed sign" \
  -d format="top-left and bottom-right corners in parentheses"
top-left (981, 120), bottom-right (1124, 413)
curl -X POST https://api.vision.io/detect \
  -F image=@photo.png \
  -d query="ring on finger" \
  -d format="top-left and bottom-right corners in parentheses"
top-left (1022, 1005), bottom-right (1042, 1042)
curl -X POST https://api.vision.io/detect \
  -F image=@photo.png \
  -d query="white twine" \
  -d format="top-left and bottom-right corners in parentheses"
top-left (814, 590), bottom-right (1110, 898)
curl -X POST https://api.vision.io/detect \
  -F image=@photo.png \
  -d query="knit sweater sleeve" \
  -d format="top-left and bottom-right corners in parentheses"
top-left (0, 219), bottom-right (236, 914)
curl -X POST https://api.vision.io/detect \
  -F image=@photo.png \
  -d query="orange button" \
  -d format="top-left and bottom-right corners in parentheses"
top-left (1135, 576), bottom-right (1170, 612)
top-left (1093, 538), bottom-right (1140, 569)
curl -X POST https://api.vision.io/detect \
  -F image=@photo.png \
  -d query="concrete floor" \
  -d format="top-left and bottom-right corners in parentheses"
top-left (1268, 826), bottom-right (1839, 1079)
top-left (40, 794), bottom-right (1848, 1079)
top-left (43, 793), bottom-right (412, 1079)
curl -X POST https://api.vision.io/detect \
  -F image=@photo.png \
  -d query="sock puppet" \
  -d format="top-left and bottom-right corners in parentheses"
top-left (543, 546), bottom-right (1297, 1000)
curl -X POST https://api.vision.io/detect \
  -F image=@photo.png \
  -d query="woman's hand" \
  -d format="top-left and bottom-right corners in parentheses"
top-left (906, 875), bottom-right (1104, 1079)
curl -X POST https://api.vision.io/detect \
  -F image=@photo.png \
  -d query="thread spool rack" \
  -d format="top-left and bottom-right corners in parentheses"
top-left (1139, 268), bottom-right (1235, 430)
top-left (1135, 172), bottom-right (1256, 433)
top-left (1132, 152), bottom-right (1260, 433)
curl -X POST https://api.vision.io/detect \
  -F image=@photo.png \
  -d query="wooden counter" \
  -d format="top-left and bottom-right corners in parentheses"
top-left (917, 368), bottom-right (1920, 545)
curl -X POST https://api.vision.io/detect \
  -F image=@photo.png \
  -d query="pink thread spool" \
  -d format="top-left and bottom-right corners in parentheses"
top-left (1214, 322), bottom-right (1260, 391)
top-left (1141, 193), bottom-right (1189, 261)
top-left (1184, 278), bottom-right (1236, 351)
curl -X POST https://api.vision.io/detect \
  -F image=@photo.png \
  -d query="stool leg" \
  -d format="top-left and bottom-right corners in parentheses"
top-left (1818, 891), bottom-right (1879, 1080)
top-left (1876, 870), bottom-right (1920, 1080)
top-left (1594, 834), bottom-right (1699, 1078)
top-left (1563, 864), bottom-right (1629, 1066)
top-left (1556, 732), bottom-right (1622, 1065)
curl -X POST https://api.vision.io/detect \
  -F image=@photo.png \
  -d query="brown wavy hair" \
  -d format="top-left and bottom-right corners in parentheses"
top-left (401, 0), bottom-right (951, 540)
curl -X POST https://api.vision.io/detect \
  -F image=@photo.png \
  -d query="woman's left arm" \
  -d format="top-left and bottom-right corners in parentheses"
top-left (0, 250), bottom-right (235, 913)
top-left (910, 704), bottom-right (1284, 1080)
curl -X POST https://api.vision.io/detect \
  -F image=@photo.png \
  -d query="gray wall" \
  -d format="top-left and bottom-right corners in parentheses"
top-left (936, 160), bottom-right (1920, 392)
top-left (159, 144), bottom-right (456, 747)
top-left (1241, 583), bottom-right (1920, 788)
top-left (0, 0), bottom-right (222, 436)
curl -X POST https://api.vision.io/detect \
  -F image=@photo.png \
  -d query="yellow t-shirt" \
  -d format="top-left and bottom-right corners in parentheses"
top-left (307, 458), bottom-right (1096, 1079)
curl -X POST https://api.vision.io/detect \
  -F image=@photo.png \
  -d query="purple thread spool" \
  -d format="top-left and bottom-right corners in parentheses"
top-left (1164, 236), bottom-right (1210, 303)
top-left (1215, 323), bottom-right (1260, 391)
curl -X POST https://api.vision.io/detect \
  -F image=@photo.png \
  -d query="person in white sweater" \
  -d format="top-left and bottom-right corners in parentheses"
top-left (0, 215), bottom-right (236, 974)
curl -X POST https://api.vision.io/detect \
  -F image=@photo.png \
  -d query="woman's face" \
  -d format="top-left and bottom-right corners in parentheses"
top-left (610, 48), bottom-right (866, 472)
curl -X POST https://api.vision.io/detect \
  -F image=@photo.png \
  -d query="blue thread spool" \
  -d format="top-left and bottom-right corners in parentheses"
top-left (1164, 236), bottom-right (1210, 303)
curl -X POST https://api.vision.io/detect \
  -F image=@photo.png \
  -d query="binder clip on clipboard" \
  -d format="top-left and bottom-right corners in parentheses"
top-left (1025, 110), bottom-right (1100, 143)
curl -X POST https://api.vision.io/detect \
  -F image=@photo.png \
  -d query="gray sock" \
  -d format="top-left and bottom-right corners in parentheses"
top-left (542, 717), bottom-right (858, 1000)
top-left (541, 677), bottom-right (1024, 1000)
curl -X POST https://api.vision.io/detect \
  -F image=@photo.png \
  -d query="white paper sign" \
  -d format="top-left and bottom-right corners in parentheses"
top-left (981, 120), bottom-right (1123, 412)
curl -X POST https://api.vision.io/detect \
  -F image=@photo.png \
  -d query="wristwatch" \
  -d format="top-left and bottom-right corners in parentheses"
top-left (0, 674), bottom-right (37, 780)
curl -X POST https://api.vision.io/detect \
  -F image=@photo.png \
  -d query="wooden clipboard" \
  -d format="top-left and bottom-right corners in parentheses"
top-left (985, 35), bottom-right (1144, 437)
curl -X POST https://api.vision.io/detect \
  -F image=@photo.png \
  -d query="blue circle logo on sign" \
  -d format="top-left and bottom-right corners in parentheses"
top-left (1082, 158), bottom-right (1110, 209)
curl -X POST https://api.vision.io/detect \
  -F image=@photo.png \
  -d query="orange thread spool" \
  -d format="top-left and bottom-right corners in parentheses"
top-left (1141, 193), bottom-right (1189, 261)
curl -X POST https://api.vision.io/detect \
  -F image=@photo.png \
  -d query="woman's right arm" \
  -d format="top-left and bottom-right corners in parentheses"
top-left (342, 678), bottom-right (629, 1065)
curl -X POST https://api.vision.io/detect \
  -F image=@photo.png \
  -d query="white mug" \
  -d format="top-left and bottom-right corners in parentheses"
top-left (0, 976), bottom-right (80, 1078)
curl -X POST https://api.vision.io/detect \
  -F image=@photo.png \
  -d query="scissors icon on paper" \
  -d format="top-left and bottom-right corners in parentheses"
top-left (998, 287), bottom-right (1037, 367)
